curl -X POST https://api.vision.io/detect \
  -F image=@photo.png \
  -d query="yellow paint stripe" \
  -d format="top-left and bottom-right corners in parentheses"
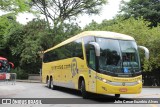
top-left (150, 104), bottom-right (157, 107)
top-left (134, 94), bottom-right (160, 98)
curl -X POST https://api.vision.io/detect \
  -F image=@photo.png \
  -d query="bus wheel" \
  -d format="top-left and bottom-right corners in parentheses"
top-left (115, 94), bottom-right (120, 98)
top-left (80, 80), bottom-right (88, 99)
top-left (47, 79), bottom-right (51, 89)
top-left (51, 79), bottom-right (57, 90)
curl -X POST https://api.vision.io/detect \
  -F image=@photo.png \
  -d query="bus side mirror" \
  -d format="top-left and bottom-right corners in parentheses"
top-left (89, 42), bottom-right (100, 57)
top-left (138, 46), bottom-right (149, 60)
top-left (9, 62), bottom-right (14, 69)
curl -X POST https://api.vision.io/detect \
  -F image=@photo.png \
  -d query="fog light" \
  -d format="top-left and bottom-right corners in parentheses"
top-left (102, 79), bottom-right (107, 83)
top-left (137, 80), bottom-right (141, 83)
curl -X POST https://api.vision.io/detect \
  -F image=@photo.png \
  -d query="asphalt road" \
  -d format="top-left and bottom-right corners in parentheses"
top-left (0, 82), bottom-right (160, 107)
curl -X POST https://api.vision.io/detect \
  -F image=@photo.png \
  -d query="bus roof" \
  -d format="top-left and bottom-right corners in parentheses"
top-left (0, 57), bottom-right (7, 60)
top-left (44, 31), bottom-right (135, 53)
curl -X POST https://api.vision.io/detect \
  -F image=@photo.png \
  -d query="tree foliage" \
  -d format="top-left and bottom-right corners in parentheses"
top-left (31, 0), bottom-right (107, 28)
top-left (0, 0), bottom-right (31, 13)
top-left (0, 0), bottom-right (107, 76)
top-left (119, 0), bottom-right (160, 27)
top-left (84, 17), bottom-right (160, 72)
top-left (1, 0), bottom-right (160, 79)
top-left (0, 13), bottom-right (82, 75)
top-left (0, 14), bottom-right (21, 50)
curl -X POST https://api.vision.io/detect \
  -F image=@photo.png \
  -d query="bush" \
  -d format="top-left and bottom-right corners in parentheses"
top-left (11, 67), bottom-right (28, 79)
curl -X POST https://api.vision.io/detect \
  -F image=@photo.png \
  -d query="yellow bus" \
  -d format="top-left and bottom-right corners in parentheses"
top-left (42, 31), bottom-right (149, 98)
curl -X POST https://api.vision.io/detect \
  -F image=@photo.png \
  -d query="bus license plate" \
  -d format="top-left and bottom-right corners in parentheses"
top-left (119, 88), bottom-right (127, 92)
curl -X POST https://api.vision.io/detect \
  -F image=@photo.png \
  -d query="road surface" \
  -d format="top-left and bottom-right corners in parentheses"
top-left (0, 82), bottom-right (160, 107)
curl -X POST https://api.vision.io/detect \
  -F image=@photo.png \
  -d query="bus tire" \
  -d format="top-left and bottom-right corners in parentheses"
top-left (115, 94), bottom-right (120, 98)
top-left (47, 79), bottom-right (51, 89)
top-left (80, 80), bottom-right (88, 99)
top-left (51, 79), bottom-right (57, 90)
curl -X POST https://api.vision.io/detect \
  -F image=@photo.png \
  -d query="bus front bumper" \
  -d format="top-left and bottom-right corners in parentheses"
top-left (96, 80), bottom-right (142, 94)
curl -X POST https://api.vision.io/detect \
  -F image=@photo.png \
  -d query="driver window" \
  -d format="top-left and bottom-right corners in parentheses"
top-left (83, 36), bottom-right (96, 70)
top-left (89, 48), bottom-right (96, 70)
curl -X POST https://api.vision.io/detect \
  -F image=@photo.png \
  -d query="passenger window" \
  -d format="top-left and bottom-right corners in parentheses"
top-left (89, 48), bottom-right (96, 70)
top-left (43, 38), bottom-right (84, 63)
top-left (74, 39), bottom-right (83, 59)
top-left (84, 36), bottom-right (95, 45)
top-left (84, 36), bottom-right (96, 70)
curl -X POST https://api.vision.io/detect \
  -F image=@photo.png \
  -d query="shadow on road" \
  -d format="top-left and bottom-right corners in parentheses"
top-left (45, 86), bottom-right (132, 104)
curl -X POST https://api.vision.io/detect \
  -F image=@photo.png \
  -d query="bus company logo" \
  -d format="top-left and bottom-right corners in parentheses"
top-left (71, 58), bottom-right (78, 77)
top-left (122, 82), bottom-right (125, 86)
top-left (2, 99), bottom-right (11, 104)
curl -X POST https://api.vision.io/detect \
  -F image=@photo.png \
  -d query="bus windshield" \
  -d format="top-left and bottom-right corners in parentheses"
top-left (96, 37), bottom-right (140, 77)
top-left (120, 40), bottom-right (140, 69)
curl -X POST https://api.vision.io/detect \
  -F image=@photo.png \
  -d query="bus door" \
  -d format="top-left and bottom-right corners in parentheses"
top-left (88, 46), bottom-right (97, 93)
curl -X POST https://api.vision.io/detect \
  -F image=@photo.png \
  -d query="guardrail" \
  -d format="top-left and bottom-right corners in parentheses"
top-left (0, 73), bottom-right (16, 85)
top-left (28, 74), bottom-right (41, 81)
top-left (142, 72), bottom-right (160, 86)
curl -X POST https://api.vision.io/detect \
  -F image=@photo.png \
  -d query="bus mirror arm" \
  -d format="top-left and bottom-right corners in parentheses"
top-left (9, 62), bottom-right (14, 69)
top-left (138, 46), bottom-right (149, 60)
top-left (89, 42), bottom-right (100, 56)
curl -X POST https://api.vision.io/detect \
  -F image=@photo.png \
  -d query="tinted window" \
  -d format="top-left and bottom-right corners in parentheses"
top-left (96, 38), bottom-right (121, 73)
top-left (119, 40), bottom-right (140, 68)
top-left (84, 36), bottom-right (95, 45)
top-left (43, 38), bottom-right (83, 63)
top-left (73, 39), bottom-right (83, 59)
top-left (83, 36), bottom-right (95, 69)
top-left (96, 38), bottom-right (121, 66)
top-left (0, 60), bottom-right (10, 72)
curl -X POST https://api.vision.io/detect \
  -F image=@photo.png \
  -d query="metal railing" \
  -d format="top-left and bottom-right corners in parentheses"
top-left (0, 73), bottom-right (16, 85)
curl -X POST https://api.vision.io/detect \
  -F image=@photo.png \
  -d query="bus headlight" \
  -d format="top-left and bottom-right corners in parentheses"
top-left (102, 79), bottom-right (111, 83)
top-left (137, 80), bottom-right (142, 84)
top-left (102, 78), bottom-right (107, 83)
top-left (97, 76), bottom-right (110, 83)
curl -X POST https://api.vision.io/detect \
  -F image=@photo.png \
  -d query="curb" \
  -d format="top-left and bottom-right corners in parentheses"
top-left (143, 86), bottom-right (160, 88)
top-left (16, 79), bottom-right (41, 83)
top-left (16, 79), bottom-right (160, 88)
top-left (15, 80), bottom-right (160, 88)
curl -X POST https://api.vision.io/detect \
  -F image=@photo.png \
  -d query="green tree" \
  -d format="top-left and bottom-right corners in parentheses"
top-left (119, 0), bottom-right (160, 27)
top-left (0, 13), bottom-right (23, 73)
top-left (30, 0), bottom-right (107, 29)
top-left (7, 18), bottom-right (81, 74)
top-left (84, 20), bottom-right (100, 30)
top-left (0, 0), bottom-right (31, 13)
top-left (0, 13), bottom-right (22, 56)
top-left (84, 17), bottom-right (160, 72)
top-left (8, 19), bottom-right (49, 73)
top-left (51, 22), bottom-right (82, 45)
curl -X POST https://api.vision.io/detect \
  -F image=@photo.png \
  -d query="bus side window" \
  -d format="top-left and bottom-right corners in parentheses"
top-left (83, 36), bottom-right (96, 70)
top-left (43, 52), bottom-right (53, 63)
top-left (65, 44), bottom-right (73, 58)
top-left (43, 53), bottom-right (49, 63)
top-left (89, 47), bottom-right (96, 70)
top-left (74, 39), bottom-right (83, 59)
top-left (50, 51), bottom-right (58, 61)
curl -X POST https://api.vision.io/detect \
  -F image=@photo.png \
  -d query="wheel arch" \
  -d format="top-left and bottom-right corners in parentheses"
top-left (78, 76), bottom-right (85, 90)
top-left (50, 75), bottom-right (53, 81)
top-left (46, 75), bottom-right (49, 84)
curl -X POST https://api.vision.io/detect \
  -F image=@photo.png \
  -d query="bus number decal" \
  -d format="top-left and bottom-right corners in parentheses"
top-left (71, 58), bottom-right (78, 77)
